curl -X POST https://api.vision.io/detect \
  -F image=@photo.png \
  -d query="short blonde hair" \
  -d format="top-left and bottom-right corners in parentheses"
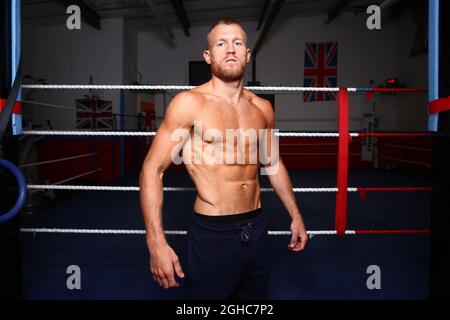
top-left (206, 18), bottom-right (247, 48)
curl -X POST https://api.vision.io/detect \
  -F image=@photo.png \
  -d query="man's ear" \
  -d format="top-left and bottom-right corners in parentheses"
top-left (203, 49), bottom-right (211, 64)
top-left (246, 48), bottom-right (251, 63)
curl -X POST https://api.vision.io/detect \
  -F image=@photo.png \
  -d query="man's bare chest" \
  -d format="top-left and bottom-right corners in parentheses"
top-left (193, 102), bottom-right (267, 134)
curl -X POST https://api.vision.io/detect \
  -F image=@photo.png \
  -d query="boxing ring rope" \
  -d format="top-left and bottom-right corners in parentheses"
top-left (383, 144), bottom-right (431, 152)
top-left (20, 152), bottom-right (98, 168)
top-left (20, 143), bottom-right (135, 169)
top-left (21, 130), bottom-right (432, 138)
top-left (21, 84), bottom-right (427, 93)
top-left (20, 228), bottom-right (430, 236)
top-left (22, 99), bottom-right (81, 112)
top-left (378, 156), bottom-right (432, 168)
top-left (378, 142), bottom-right (432, 168)
top-left (28, 169), bottom-right (103, 196)
top-left (9, 85), bottom-right (432, 236)
top-left (23, 183), bottom-right (431, 236)
top-left (26, 185), bottom-right (431, 193)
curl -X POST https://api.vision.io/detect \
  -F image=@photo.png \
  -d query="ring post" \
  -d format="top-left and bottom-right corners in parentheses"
top-left (335, 87), bottom-right (350, 236)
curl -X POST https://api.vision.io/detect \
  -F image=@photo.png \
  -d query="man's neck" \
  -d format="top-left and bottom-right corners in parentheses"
top-left (210, 76), bottom-right (244, 105)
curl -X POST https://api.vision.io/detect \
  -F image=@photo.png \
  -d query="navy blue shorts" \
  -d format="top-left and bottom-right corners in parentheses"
top-left (185, 208), bottom-right (269, 300)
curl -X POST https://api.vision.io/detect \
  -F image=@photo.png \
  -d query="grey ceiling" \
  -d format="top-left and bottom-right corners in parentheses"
top-left (22, 0), bottom-right (383, 33)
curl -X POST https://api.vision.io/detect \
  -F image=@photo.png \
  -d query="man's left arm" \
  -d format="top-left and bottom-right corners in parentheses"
top-left (260, 99), bottom-right (308, 252)
top-left (265, 158), bottom-right (308, 251)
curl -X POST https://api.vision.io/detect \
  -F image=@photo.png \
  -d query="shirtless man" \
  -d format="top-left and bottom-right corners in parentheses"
top-left (140, 18), bottom-right (308, 299)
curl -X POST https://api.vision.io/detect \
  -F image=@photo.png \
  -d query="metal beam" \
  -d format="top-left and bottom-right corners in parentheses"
top-left (57, 0), bottom-right (101, 30)
top-left (145, 0), bottom-right (175, 41)
top-left (94, 6), bottom-right (151, 19)
top-left (256, 0), bottom-right (270, 31)
top-left (379, 0), bottom-right (404, 9)
top-left (379, 0), bottom-right (410, 20)
top-left (326, 0), bottom-right (352, 24)
top-left (252, 0), bottom-right (284, 58)
top-left (170, 0), bottom-right (190, 36)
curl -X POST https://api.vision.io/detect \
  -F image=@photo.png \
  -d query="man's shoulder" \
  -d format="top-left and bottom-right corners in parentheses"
top-left (172, 89), bottom-right (204, 104)
top-left (245, 90), bottom-right (273, 111)
top-left (168, 90), bottom-right (204, 112)
top-left (164, 90), bottom-right (204, 124)
top-left (244, 90), bottom-right (274, 126)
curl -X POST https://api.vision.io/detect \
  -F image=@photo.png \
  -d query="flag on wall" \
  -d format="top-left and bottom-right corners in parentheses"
top-left (76, 99), bottom-right (113, 129)
top-left (303, 42), bottom-right (338, 102)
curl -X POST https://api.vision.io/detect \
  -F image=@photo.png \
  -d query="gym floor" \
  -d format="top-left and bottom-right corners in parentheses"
top-left (20, 168), bottom-right (431, 299)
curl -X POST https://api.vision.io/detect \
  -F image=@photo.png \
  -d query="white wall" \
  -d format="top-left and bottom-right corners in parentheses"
top-left (137, 11), bottom-right (428, 132)
top-left (22, 10), bottom-right (428, 133)
top-left (22, 18), bottom-right (126, 130)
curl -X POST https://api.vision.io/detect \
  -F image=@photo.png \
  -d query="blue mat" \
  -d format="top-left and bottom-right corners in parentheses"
top-left (21, 168), bottom-right (431, 299)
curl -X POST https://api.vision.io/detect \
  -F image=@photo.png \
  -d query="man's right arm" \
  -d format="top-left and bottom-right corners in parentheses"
top-left (139, 91), bottom-right (197, 288)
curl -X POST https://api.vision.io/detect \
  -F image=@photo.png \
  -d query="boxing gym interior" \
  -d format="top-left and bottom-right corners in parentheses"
top-left (0, 0), bottom-right (449, 301)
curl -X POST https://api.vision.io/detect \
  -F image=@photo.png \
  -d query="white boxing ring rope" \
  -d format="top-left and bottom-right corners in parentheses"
top-left (18, 83), bottom-right (430, 237)
top-left (20, 228), bottom-right (352, 237)
top-left (21, 84), bottom-right (357, 92)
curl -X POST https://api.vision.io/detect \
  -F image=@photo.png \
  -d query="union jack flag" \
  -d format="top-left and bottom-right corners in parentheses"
top-left (303, 42), bottom-right (338, 102)
top-left (76, 99), bottom-right (113, 129)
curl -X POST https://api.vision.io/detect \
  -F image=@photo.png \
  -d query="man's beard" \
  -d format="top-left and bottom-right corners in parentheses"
top-left (211, 59), bottom-right (247, 82)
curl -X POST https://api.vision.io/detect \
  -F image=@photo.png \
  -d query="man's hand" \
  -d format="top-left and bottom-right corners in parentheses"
top-left (288, 216), bottom-right (308, 252)
top-left (150, 244), bottom-right (185, 289)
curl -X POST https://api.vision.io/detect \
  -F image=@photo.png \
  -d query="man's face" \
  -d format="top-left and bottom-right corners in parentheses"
top-left (204, 24), bottom-right (251, 82)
